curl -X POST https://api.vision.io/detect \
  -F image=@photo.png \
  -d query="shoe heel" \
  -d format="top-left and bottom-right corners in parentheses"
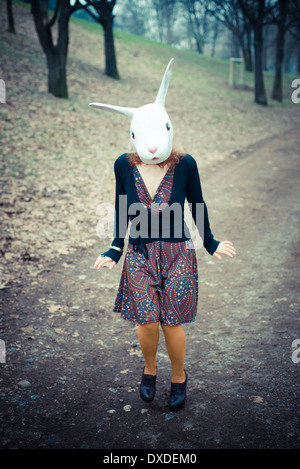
top-left (140, 368), bottom-right (156, 403)
top-left (168, 370), bottom-right (187, 411)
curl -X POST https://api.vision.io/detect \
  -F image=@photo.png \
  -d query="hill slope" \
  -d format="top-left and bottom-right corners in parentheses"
top-left (0, 0), bottom-right (299, 286)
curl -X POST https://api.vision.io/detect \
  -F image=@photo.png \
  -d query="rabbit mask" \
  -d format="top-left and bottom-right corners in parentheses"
top-left (89, 58), bottom-right (174, 165)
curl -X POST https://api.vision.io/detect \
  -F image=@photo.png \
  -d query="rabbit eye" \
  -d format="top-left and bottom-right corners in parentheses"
top-left (166, 123), bottom-right (171, 131)
top-left (131, 132), bottom-right (135, 140)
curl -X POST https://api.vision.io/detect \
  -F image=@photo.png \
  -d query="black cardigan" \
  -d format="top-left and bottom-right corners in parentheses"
top-left (101, 153), bottom-right (220, 263)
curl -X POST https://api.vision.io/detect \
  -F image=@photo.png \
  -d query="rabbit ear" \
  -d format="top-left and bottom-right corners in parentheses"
top-left (89, 103), bottom-right (136, 118)
top-left (155, 58), bottom-right (174, 107)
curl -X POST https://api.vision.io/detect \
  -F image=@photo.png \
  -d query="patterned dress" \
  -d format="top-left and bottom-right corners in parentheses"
top-left (113, 164), bottom-right (199, 326)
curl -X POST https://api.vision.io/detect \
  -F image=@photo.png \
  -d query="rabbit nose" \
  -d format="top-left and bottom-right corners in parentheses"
top-left (148, 146), bottom-right (157, 154)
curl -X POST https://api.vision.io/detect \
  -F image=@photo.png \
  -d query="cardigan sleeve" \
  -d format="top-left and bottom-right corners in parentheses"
top-left (101, 157), bottom-right (129, 264)
top-left (185, 155), bottom-right (220, 255)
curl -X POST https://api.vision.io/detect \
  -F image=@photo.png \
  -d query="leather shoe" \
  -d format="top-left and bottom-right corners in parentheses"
top-left (140, 368), bottom-right (156, 402)
top-left (168, 371), bottom-right (188, 411)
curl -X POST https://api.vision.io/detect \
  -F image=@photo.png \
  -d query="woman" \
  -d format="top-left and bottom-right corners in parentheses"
top-left (91, 59), bottom-right (236, 410)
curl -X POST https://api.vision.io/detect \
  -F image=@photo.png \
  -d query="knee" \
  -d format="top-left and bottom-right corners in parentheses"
top-left (138, 322), bottom-right (159, 336)
top-left (161, 323), bottom-right (185, 336)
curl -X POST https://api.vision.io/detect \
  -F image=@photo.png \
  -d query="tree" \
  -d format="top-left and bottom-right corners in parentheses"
top-left (209, 0), bottom-right (253, 71)
top-left (289, 0), bottom-right (300, 37)
top-left (237, 0), bottom-right (275, 105)
top-left (210, 18), bottom-right (219, 56)
top-left (114, 0), bottom-right (148, 38)
top-left (271, 0), bottom-right (289, 101)
top-left (31, 0), bottom-right (71, 98)
top-left (78, 0), bottom-right (119, 79)
top-left (31, 0), bottom-right (120, 98)
top-left (6, 0), bottom-right (16, 34)
top-left (151, 0), bottom-right (178, 44)
top-left (288, 0), bottom-right (300, 74)
top-left (243, 16), bottom-right (253, 71)
top-left (179, 0), bottom-right (211, 53)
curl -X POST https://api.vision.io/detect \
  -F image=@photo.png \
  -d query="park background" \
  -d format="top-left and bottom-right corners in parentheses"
top-left (0, 0), bottom-right (300, 451)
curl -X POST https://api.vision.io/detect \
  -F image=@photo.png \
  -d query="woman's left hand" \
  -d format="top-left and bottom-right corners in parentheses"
top-left (213, 240), bottom-right (236, 260)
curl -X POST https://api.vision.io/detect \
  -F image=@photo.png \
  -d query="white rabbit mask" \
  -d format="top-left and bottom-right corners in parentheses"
top-left (89, 58), bottom-right (174, 165)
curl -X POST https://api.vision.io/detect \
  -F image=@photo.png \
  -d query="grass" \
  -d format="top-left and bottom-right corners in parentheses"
top-left (73, 12), bottom-right (297, 103)
top-left (7, 0), bottom-right (297, 105)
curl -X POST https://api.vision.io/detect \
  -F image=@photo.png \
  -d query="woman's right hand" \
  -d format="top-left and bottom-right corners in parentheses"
top-left (94, 255), bottom-right (116, 270)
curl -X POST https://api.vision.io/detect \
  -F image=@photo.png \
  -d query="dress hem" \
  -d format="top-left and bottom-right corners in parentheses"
top-left (113, 308), bottom-right (196, 326)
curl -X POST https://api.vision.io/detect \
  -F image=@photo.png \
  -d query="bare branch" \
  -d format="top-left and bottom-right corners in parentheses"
top-left (46, 0), bottom-right (61, 29)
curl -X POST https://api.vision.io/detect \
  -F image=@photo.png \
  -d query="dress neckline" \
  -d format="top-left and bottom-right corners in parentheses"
top-left (134, 165), bottom-right (173, 202)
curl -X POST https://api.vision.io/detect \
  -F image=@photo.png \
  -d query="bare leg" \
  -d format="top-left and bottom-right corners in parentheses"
top-left (137, 322), bottom-right (159, 375)
top-left (161, 324), bottom-right (186, 383)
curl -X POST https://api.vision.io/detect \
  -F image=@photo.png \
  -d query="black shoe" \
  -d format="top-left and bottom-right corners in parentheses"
top-left (168, 371), bottom-right (188, 411)
top-left (140, 368), bottom-right (157, 403)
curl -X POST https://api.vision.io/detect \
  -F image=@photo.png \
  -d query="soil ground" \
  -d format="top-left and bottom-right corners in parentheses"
top-left (1, 123), bottom-right (300, 454)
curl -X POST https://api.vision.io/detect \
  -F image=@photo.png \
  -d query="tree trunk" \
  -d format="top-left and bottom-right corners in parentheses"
top-left (232, 31), bottom-right (240, 56)
top-left (31, 0), bottom-right (70, 98)
top-left (47, 48), bottom-right (68, 98)
top-left (242, 42), bottom-right (252, 71)
top-left (52, 7), bottom-right (69, 98)
top-left (211, 21), bottom-right (219, 57)
top-left (102, 15), bottom-right (120, 79)
top-left (254, 22), bottom-right (268, 105)
top-left (153, 0), bottom-right (164, 42)
top-left (237, 0), bottom-right (268, 104)
top-left (263, 24), bottom-right (269, 71)
top-left (190, 6), bottom-right (203, 53)
top-left (194, 32), bottom-right (203, 53)
top-left (238, 23), bottom-right (252, 71)
top-left (245, 20), bottom-right (253, 71)
top-left (41, 0), bottom-right (48, 21)
top-left (6, 0), bottom-right (16, 34)
top-left (271, 0), bottom-right (287, 102)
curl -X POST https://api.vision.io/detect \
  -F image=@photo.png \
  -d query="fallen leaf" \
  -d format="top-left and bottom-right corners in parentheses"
top-left (250, 396), bottom-right (264, 403)
top-left (20, 326), bottom-right (34, 334)
top-left (47, 304), bottom-right (62, 313)
top-left (274, 297), bottom-right (287, 303)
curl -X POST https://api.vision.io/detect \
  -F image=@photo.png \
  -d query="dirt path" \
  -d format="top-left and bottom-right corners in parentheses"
top-left (1, 124), bottom-right (300, 451)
